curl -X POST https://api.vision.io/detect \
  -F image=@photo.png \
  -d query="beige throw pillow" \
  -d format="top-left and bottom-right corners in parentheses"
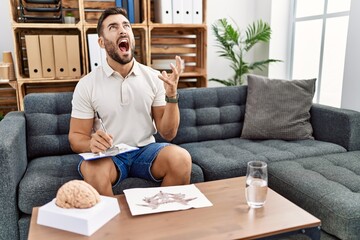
top-left (241, 75), bottom-right (316, 140)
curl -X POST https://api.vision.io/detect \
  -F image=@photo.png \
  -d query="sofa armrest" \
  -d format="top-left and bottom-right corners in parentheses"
top-left (310, 103), bottom-right (360, 151)
top-left (0, 111), bottom-right (27, 240)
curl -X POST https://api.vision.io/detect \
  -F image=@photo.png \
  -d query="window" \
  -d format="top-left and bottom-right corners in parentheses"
top-left (290, 0), bottom-right (351, 107)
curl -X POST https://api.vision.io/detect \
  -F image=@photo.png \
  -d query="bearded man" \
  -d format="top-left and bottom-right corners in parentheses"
top-left (69, 7), bottom-right (191, 196)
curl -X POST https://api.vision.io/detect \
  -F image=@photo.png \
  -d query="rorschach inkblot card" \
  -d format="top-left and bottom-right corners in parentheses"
top-left (123, 184), bottom-right (213, 216)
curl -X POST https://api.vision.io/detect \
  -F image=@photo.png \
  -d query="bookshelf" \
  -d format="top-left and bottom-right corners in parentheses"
top-left (148, 0), bottom-right (207, 87)
top-left (9, 0), bottom-right (207, 110)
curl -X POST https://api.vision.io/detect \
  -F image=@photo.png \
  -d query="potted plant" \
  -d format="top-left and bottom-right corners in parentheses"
top-left (210, 18), bottom-right (281, 86)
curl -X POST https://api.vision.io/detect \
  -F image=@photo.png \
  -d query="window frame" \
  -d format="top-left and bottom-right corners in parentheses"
top-left (289, 0), bottom-right (350, 103)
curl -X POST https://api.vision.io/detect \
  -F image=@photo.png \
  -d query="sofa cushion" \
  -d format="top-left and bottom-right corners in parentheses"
top-left (159, 86), bottom-right (247, 144)
top-left (18, 154), bottom-right (82, 214)
top-left (24, 92), bottom-right (74, 160)
top-left (268, 151), bottom-right (360, 240)
top-left (180, 138), bottom-right (346, 181)
top-left (241, 75), bottom-right (316, 140)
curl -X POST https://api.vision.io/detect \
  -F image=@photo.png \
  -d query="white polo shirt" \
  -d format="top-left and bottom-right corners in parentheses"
top-left (71, 59), bottom-right (166, 147)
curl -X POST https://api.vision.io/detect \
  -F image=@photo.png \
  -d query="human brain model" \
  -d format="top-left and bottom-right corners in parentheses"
top-left (55, 180), bottom-right (101, 209)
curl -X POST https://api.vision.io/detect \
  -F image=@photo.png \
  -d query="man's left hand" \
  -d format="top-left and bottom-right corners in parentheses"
top-left (158, 56), bottom-right (183, 97)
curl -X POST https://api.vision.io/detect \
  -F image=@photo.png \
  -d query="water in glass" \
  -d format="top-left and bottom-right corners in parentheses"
top-left (245, 161), bottom-right (268, 208)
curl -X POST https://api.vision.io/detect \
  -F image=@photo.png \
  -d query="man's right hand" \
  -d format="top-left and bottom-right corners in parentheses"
top-left (90, 130), bottom-right (113, 153)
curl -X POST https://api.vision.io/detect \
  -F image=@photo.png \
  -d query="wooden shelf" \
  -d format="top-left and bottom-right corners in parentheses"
top-left (17, 78), bottom-right (79, 110)
top-left (0, 79), bottom-right (19, 114)
top-left (9, 0), bottom-right (207, 111)
top-left (17, 78), bottom-right (80, 84)
top-left (11, 22), bottom-right (82, 30)
top-left (0, 79), bottom-right (17, 89)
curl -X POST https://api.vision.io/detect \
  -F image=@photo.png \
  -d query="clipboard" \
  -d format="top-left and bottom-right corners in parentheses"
top-left (79, 143), bottom-right (139, 161)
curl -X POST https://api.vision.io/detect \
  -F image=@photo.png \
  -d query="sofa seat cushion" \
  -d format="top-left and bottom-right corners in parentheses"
top-left (18, 155), bottom-right (204, 214)
top-left (268, 151), bottom-right (360, 240)
top-left (18, 154), bottom-right (82, 214)
top-left (180, 138), bottom-right (346, 181)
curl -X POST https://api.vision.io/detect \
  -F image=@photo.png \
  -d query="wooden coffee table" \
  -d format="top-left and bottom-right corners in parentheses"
top-left (28, 177), bottom-right (321, 240)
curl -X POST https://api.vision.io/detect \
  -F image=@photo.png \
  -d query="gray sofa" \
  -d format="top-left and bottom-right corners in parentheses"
top-left (1, 86), bottom-right (360, 240)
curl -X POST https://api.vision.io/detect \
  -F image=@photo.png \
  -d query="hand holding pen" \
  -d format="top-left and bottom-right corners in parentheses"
top-left (90, 111), bottom-right (113, 153)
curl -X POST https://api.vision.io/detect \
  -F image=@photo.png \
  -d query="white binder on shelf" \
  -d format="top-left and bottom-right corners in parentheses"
top-left (192, 0), bottom-right (202, 24)
top-left (182, 0), bottom-right (193, 24)
top-left (87, 33), bottom-right (107, 71)
top-left (154, 0), bottom-right (172, 24)
top-left (87, 33), bottom-right (102, 71)
top-left (172, 0), bottom-right (183, 23)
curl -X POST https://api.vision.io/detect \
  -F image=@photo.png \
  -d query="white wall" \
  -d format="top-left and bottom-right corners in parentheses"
top-left (341, 0), bottom-right (360, 111)
top-left (268, 0), bottom-right (292, 79)
top-left (252, 0), bottom-right (271, 77)
top-left (0, 0), bottom-right (15, 62)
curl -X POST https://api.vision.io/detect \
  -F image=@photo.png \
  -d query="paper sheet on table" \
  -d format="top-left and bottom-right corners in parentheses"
top-left (124, 184), bottom-right (213, 216)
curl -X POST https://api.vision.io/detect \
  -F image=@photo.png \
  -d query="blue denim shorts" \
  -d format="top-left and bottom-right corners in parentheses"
top-left (78, 142), bottom-right (170, 187)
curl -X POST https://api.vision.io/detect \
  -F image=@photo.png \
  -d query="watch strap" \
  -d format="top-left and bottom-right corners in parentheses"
top-left (165, 93), bottom-right (179, 103)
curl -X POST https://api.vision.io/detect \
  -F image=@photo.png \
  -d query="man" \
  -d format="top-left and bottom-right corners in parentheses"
top-left (68, 7), bottom-right (192, 196)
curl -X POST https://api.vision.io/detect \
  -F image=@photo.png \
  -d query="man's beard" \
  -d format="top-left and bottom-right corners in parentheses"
top-left (103, 37), bottom-right (134, 65)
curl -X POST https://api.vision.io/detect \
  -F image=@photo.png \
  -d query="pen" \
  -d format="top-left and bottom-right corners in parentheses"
top-left (95, 111), bottom-right (113, 152)
top-left (96, 111), bottom-right (107, 133)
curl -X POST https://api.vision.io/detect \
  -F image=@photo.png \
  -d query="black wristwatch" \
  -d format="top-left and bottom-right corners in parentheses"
top-left (165, 93), bottom-right (179, 103)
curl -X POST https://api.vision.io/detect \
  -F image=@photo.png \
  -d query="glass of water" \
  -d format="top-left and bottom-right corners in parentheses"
top-left (245, 161), bottom-right (268, 208)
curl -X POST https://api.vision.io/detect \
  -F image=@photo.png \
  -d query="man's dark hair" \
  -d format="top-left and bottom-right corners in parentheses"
top-left (97, 7), bottom-right (128, 36)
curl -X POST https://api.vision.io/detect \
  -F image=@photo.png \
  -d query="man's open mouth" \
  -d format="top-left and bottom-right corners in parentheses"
top-left (119, 39), bottom-right (129, 52)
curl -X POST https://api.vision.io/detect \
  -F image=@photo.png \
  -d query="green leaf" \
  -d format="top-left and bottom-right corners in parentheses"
top-left (245, 20), bottom-right (271, 51)
top-left (209, 78), bottom-right (236, 86)
top-left (248, 59), bottom-right (283, 71)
